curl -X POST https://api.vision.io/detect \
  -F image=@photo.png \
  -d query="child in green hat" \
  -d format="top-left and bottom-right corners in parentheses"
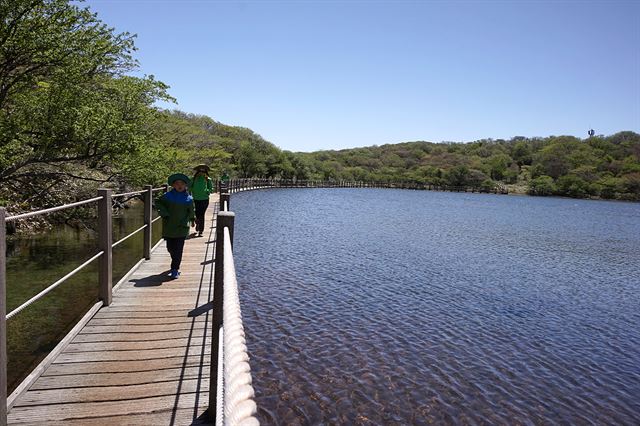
top-left (156, 173), bottom-right (195, 279)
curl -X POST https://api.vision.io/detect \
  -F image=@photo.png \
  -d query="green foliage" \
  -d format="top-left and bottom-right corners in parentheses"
top-left (153, 110), bottom-right (295, 180)
top-left (556, 175), bottom-right (591, 198)
top-left (299, 133), bottom-right (640, 200)
top-left (0, 0), bottom-right (172, 209)
top-left (529, 175), bottom-right (556, 196)
top-left (446, 165), bottom-right (470, 186)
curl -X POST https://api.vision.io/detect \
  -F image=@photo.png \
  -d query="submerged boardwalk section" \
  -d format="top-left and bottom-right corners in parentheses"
top-left (7, 197), bottom-right (220, 425)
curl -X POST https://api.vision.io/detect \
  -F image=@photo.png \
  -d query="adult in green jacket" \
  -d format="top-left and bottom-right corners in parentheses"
top-left (191, 164), bottom-right (213, 236)
top-left (156, 173), bottom-right (195, 279)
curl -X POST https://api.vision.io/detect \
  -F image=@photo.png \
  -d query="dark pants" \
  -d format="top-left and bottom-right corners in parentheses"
top-left (194, 199), bottom-right (209, 233)
top-left (165, 237), bottom-right (186, 270)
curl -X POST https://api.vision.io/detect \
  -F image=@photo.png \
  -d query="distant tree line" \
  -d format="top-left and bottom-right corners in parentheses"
top-left (296, 133), bottom-right (640, 200)
top-left (155, 111), bottom-right (640, 201)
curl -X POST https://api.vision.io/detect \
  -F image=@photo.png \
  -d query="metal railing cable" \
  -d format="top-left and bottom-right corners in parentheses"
top-left (222, 227), bottom-right (258, 426)
top-left (6, 250), bottom-right (105, 320)
top-left (112, 189), bottom-right (145, 198)
top-left (112, 224), bottom-right (148, 248)
top-left (5, 197), bottom-right (104, 222)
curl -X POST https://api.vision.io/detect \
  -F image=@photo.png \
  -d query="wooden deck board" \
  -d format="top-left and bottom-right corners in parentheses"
top-left (32, 366), bottom-right (208, 390)
top-left (44, 355), bottom-right (210, 376)
top-left (64, 336), bottom-right (211, 352)
top-left (7, 196), bottom-right (219, 425)
top-left (73, 328), bottom-right (207, 343)
top-left (9, 393), bottom-right (209, 423)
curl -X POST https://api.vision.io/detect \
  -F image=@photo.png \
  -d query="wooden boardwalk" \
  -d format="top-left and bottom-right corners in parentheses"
top-left (7, 196), bottom-right (220, 425)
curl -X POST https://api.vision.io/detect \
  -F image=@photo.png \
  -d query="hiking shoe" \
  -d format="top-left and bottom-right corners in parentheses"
top-left (198, 232), bottom-right (203, 237)
top-left (170, 269), bottom-right (180, 279)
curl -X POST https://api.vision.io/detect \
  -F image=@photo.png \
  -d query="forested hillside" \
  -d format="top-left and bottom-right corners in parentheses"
top-left (156, 113), bottom-right (640, 201)
top-left (1, 0), bottom-right (639, 221)
top-left (299, 132), bottom-right (640, 200)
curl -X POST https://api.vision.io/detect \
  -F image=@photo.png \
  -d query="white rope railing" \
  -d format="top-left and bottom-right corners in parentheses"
top-left (222, 227), bottom-right (258, 426)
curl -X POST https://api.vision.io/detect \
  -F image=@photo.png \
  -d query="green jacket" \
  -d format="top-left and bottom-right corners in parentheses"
top-left (191, 175), bottom-right (213, 200)
top-left (156, 190), bottom-right (195, 238)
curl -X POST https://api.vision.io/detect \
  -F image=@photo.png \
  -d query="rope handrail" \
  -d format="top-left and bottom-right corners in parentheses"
top-left (112, 224), bottom-right (148, 248)
top-left (151, 215), bottom-right (162, 224)
top-left (222, 226), bottom-right (258, 426)
top-left (5, 196), bottom-right (104, 222)
top-left (6, 251), bottom-right (104, 320)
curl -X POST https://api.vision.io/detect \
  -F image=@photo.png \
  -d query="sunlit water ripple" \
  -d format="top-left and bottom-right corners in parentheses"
top-left (232, 189), bottom-right (640, 425)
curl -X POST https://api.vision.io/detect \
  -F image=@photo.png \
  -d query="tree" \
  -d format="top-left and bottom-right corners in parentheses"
top-left (622, 172), bottom-right (640, 195)
top-left (535, 137), bottom-right (583, 179)
top-left (528, 175), bottom-right (555, 195)
top-left (556, 175), bottom-right (590, 198)
top-left (596, 175), bottom-right (623, 199)
top-left (512, 141), bottom-right (532, 166)
top-left (0, 0), bottom-right (136, 109)
top-left (487, 154), bottom-right (511, 180)
top-left (446, 165), bottom-right (469, 186)
top-left (0, 0), bottom-right (172, 208)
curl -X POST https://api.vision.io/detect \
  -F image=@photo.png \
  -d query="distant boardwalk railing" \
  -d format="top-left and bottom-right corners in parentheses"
top-left (220, 178), bottom-right (508, 194)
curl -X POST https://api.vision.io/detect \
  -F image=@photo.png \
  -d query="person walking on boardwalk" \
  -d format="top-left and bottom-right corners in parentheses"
top-left (219, 170), bottom-right (230, 192)
top-left (191, 164), bottom-right (213, 237)
top-left (156, 173), bottom-right (195, 279)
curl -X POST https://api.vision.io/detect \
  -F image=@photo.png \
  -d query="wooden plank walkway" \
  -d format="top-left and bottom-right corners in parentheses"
top-left (7, 196), bottom-right (220, 425)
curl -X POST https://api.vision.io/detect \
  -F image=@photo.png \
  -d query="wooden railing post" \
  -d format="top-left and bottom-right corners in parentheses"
top-left (0, 208), bottom-right (7, 426)
top-left (210, 211), bottom-right (235, 420)
top-left (143, 185), bottom-right (153, 260)
top-left (98, 189), bottom-right (113, 306)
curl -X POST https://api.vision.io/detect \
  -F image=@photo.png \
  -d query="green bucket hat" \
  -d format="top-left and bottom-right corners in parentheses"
top-left (168, 173), bottom-right (191, 187)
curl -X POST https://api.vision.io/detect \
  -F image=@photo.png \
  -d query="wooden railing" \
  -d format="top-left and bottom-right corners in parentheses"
top-left (0, 185), bottom-right (166, 425)
top-left (219, 178), bottom-right (508, 194)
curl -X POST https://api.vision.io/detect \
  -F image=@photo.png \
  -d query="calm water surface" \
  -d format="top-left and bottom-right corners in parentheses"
top-left (232, 189), bottom-right (640, 425)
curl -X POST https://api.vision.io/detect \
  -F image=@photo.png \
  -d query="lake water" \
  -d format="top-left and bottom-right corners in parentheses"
top-left (6, 201), bottom-right (162, 393)
top-left (232, 189), bottom-right (640, 425)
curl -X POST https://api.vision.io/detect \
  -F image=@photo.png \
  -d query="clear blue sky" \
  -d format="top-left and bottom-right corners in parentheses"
top-left (84, 0), bottom-right (640, 152)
